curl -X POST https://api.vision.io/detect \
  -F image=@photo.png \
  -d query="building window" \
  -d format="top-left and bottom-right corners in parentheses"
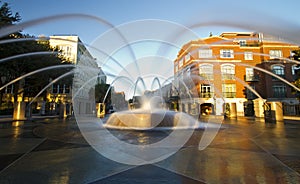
top-left (245, 68), bottom-right (258, 81)
top-left (199, 64), bottom-right (213, 80)
top-left (220, 49), bottom-right (234, 58)
top-left (52, 84), bottom-right (70, 94)
top-left (64, 85), bottom-right (70, 93)
top-left (222, 84), bottom-right (236, 98)
top-left (239, 40), bottom-right (247, 46)
top-left (178, 59), bottom-right (183, 68)
top-left (244, 52), bottom-right (253, 60)
top-left (4, 84), bottom-right (13, 94)
top-left (185, 54), bottom-right (191, 62)
top-left (272, 65), bottom-right (285, 79)
top-left (292, 65), bottom-right (300, 75)
top-left (221, 64), bottom-right (235, 80)
top-left (199, 49), bottom-right (213, 58)
top-left (200, 84), bottom-right (213, 98)
top-left (273, 84), bottom-right (286, 98)
top-left (269, 50), bottom-right (282, 59)
top-left (52, 84), bottom-right (58, 94)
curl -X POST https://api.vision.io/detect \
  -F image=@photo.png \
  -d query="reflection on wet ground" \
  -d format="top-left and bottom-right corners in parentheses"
top-left (0, 116), bottom-right (300, 183)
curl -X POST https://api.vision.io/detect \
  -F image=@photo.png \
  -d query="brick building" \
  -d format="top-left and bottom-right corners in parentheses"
top-left (173, 32), bottom-right (299, 117)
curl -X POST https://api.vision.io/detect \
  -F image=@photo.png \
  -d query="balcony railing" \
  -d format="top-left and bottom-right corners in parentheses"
top-left (222, 74), bottom-right (235, 80)
top-left (199, 92), bottom-right (214, 98)
top-left (199, 74), bottom-right (214, 80)
top-left (244, 75), bottom-right (259, 82)
top-left (222, 92), bottom-right (236, 98)
top-left (240, 43), bottom-right (261, 47)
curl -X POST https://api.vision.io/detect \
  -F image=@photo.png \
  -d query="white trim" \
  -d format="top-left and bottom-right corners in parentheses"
top-left (192, 59), bottom-right (242, 63)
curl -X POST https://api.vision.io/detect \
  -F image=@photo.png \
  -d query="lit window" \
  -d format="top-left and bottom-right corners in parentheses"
top-left (199, 49), bottom-right (213, 58)
top-left (244, 52), bottom-right (253, 60)
top-left (200, 84), bottom-right (213, 98)
top-left (220, 49), bottom-right (234, 58)
top-left (199, 64), bottom-right (213, 80)
top-left (245, 68), bottom-right (258, 81)
top-left (269, 50), bottom-right (282, 59)
top-left (221, 64), bottom-right (235, 80)
top-left (222, 84), bottom-right (236, 98)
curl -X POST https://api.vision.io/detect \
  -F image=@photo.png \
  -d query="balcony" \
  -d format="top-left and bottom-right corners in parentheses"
top-left (244, 75), bottom-right (259, 82)
top-left (199, 74), bottom-right (214, 80)
top-left (222, 92), bottom-right (236, 98)
top-left (222, 74), bottom-right (235, 80)
top-left (239, 43), bottom-right (261, 47)
top-left (199, 92), bottom-right (214, 98)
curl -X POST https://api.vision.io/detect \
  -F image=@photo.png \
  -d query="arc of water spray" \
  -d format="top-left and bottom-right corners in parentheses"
top-left (0, 13), bottom-right (140, 78)
top-left (0, 51), bottom-right (58, 64)
top-left (0, 64), bottom-right (74, 91)
top-left (28, 71), bottom-right (75, 106)
top-left (132, 77), bottom-right (147, 103)
top-left (0, 36), bottom-right (134, 80)
top-left (240, 63), bottom-right (300, 92)
top-left (0, 37), bottom-right (46, 44)
top-left (71, 72), bottom-right (125, 101)
top-left (102, 75), bottom-right (135, 104)
top-left (183, 51), bottom-right (300, 92)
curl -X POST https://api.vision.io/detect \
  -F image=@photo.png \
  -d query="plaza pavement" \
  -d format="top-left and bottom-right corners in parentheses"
top-left (0, 115), bottom-right (300, 183)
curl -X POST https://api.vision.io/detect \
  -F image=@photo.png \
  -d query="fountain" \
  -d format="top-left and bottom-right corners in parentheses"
top-left (104, 96), bottom-right (199, 130)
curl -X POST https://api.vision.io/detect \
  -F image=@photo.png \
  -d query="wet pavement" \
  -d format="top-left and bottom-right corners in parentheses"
top-left (0, 116), bottom-right (300, 183)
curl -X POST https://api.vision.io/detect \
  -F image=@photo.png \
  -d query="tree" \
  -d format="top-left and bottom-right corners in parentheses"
top-left (0, 1), bottom-right (72, 114)
top-left (95, 83), bottom-right (111, 104)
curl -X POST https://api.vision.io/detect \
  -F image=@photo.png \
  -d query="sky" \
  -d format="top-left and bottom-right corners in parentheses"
top-left (4, 0), bottom-right (300, 98)
top-left (7, 0), bottom-right (300, 45)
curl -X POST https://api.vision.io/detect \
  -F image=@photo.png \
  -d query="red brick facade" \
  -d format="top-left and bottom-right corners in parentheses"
top-left (174, 32), bottom-right (299, 116)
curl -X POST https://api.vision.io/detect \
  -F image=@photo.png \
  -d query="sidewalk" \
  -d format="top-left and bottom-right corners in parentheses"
top-left (0, 114), bottom-right (59, 123)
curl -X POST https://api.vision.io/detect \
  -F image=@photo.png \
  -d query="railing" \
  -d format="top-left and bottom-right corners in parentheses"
top-left (283, 104), bottom-right (300, 116)
top-left (240, 43), bottom-right (261, 47)
top-left (222, 92), bottom-right (236, 98)
top-left (222, 74), bottom-right (235, 80)
top-left (199, 92), bottom-right (214, 98)
top-left (199, 74), bottom-right (214, 80)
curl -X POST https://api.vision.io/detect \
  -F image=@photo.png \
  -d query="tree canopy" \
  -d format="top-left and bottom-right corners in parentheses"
top-left (0, 1), bottom-right (72, 104)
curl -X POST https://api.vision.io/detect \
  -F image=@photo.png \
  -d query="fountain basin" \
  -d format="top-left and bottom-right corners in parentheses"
top-left (104, 109), bottom-right (198, 130)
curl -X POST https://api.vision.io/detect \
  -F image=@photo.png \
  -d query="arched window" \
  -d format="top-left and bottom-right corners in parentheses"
top-left (271, 65), bottom-right (285, 78)
top-left (221, 64), bottom-right (235, 80)
top-left (199, 64), bottom-right (213, 80)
